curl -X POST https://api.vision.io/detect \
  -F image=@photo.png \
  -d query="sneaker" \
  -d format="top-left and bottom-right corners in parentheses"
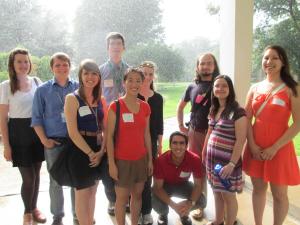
top-left (107, 202), bottom-right (115, 216)
top-left (157, 214), bottom-right (168, 225)
top-left (143, 214), bottom-right (153, 225)
top-left (180, 216), bottom-right (192, 225)
top-left (51, 218), bottom-right (63, 225)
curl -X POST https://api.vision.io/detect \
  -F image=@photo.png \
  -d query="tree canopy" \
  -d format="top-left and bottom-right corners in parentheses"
top-left (72, 0), bottom-right (164, 63)
top-left (0, 0), bottom-right (72, 57)
top-left (253, 0), bottom-right (300, 80)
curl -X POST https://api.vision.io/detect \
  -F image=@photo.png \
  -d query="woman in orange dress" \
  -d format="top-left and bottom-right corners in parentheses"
top-left (243, 45), bottom-right (300, 225)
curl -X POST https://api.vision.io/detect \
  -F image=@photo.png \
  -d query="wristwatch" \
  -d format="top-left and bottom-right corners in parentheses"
top-left (188, 199), bottom-right (196, 207)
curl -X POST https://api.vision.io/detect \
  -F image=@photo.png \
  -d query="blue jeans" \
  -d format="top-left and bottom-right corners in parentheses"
top-left (44, 143), bottom-right (76, 220)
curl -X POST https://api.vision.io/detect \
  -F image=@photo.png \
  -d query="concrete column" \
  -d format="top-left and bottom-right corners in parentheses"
top-left (219, 0), bottom-right (254, 106)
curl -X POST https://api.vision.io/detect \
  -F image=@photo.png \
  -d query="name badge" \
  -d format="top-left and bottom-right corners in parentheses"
top-left (272, 98), bottom-right (285, 107)
top-left (61, 112), bottom-right (66, 123)
top-left (122, 113), bottom-right (134, 122)
top-left (179, 171), bottom-right (191, 178)
top-left (78, 106), bottom-right (92, 117)
top-left (195, 94), bottom-right (204, 103)
top-left (104, 79), bottom-right (114, 88)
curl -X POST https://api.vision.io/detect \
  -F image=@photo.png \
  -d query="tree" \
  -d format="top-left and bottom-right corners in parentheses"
top-left (0, 0), bottom-right (72, 57)
top-left (72, 0), bottom-right (164, 63)
top-left (253, 0), bottom-right (300, 80)
top-left (124, 42), bottom-right (185, 82)
top-left (174, 37), bottom-right (219, 81)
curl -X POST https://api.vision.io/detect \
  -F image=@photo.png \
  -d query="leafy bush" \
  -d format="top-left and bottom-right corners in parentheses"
top-left (0, 51), bottom-right (52, 82)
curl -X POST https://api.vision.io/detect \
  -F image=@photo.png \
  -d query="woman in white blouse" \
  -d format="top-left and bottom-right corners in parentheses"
top-left (0, 48), bottom-right (46, 225)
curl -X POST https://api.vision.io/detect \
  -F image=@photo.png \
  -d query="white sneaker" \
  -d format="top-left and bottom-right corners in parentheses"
top-left (143, 214), bottom-right (153, 225)
top-left (107, 202), bottom-right (115, 216)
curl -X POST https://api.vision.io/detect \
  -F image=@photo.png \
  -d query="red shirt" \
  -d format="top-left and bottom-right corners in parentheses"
top-left (110, 98), bottom-right (151, 160)
top-left (153, 150), bottom-right (203, 185)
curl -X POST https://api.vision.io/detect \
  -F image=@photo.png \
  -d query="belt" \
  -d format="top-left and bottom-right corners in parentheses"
top-left (48, 137), bottom-right (68, 143)
top-left (79, 130), bottom-right (98, 137)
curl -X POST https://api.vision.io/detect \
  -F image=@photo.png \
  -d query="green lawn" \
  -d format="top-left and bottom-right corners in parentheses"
top-left (156, 82), bottom-right (190, 118)
top-left (156, 82), bottom-right (300, 156)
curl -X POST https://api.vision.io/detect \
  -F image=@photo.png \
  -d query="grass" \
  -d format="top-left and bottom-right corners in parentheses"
top-left (156, 82), bottom-right (300, 156)
top-left (156, 82), bottom-right (191, 118)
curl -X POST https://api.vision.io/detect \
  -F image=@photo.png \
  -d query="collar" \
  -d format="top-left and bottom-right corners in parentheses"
top-left (51, 77), bottom-right (73, 87)
top-left (165, 150), bottom-right (187, 167)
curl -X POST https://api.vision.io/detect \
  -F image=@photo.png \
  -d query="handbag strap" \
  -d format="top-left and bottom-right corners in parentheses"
top-left (113, 99), bottom-right (120, 147)
top-left (255, 83), bottom-right (286, 118)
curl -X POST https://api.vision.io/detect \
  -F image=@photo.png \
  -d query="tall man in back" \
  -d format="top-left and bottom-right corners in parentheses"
top-left (31, 53), bottom-right (79, 225)
top-left (99, 32), bottom-right (129, 215)
top-left (176, 53), bottom-right (220, 220)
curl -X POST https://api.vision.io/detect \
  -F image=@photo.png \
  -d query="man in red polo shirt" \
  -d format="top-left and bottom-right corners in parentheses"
top-left (152, 131), bottom-right (203, 225)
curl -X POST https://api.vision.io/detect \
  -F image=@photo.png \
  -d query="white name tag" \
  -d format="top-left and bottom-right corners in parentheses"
top-left (104, 79), bottom-right (114, 88)
top-left (78, 106), bottom-right (92, 117)
top-left (272, 98), bottom-right (285, 107)
top-left (179, 171), bottom-right (191, 178)
top-left (61, 112), bottom-right (66, 123)
top-left (122, 113), bottom-right (134, 122)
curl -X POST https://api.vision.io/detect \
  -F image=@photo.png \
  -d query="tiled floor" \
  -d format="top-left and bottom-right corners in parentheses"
top-left (0, 144), bottom-right (299, 225)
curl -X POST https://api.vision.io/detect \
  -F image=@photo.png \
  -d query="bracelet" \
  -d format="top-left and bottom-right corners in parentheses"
top-left (87, 150), bottom-right (93, 156)
top-left (229, 161), bottom-right (236, 167)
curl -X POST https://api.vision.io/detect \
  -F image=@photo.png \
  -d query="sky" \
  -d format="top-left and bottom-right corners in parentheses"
top-left (39, 0), bottom-right (220, 44)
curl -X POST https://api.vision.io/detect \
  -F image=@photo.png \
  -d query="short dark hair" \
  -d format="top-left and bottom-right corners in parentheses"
top-left (169, 131), bottom-right (188, 146)
top-left (123, 67), bottom-right (145, 82)
top-left (106, 32), bottom-right (125, 49)
top-left (50, 52), bottom-right (71, 68)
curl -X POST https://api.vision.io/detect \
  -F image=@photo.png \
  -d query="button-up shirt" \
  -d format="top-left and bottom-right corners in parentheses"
top-left (100, 59), bottom-right (129, 105)
top-left (31, 78), bottom-right (79, 138)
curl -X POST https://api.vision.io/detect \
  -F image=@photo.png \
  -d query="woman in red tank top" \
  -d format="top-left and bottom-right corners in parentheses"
top-left (243, 45), bottom-right (300, 225)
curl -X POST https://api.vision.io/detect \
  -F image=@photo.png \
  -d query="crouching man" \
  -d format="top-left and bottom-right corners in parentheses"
top-left (152, 131), bottom-right (204, 225)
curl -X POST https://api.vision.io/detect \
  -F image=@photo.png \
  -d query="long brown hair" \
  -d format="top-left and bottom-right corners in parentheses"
top-left (263, 45), bottom-right (298, 96)
top-left (195, 53), bottom-right (219, 84)
top-left (78, 59), bottom-right (102, 104)
top-left (8, 48), bottom-right (32, 94)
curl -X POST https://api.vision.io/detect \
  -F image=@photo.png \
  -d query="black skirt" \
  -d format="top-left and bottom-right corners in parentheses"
top-left (68, 136), bottom-right (102, 190)
top-left (8, 118), bottom-right (44, 167)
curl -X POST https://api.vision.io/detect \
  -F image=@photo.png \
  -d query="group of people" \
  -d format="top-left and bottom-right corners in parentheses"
top-left (0, 30), bottom-right (299, 225)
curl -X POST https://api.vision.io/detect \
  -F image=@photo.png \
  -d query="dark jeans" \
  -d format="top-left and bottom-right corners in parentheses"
top-left (100, 155), bottom-right (116, 203)
top-left (152, 181), bottom-right (204, 216)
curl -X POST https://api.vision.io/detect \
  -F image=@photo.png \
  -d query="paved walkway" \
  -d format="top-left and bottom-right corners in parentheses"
top-left (0, 116), bottom-right (299, 225)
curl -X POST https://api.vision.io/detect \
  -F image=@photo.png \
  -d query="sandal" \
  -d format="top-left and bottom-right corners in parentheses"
top-left (205, 222), bottom-right (224, 225)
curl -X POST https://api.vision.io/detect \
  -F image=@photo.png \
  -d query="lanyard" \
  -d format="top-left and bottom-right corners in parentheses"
top-left (108, 60), bottom-right (125, 94)
top-left (86, 102), bottom-right (101, 133)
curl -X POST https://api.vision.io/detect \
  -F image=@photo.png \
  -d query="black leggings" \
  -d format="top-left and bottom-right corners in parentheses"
top-left (18, 162), bottom-right (42, 213)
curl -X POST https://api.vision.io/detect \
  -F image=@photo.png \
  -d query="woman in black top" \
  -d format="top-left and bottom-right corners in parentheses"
top-left (138, 61), bottom-right (164, 225)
